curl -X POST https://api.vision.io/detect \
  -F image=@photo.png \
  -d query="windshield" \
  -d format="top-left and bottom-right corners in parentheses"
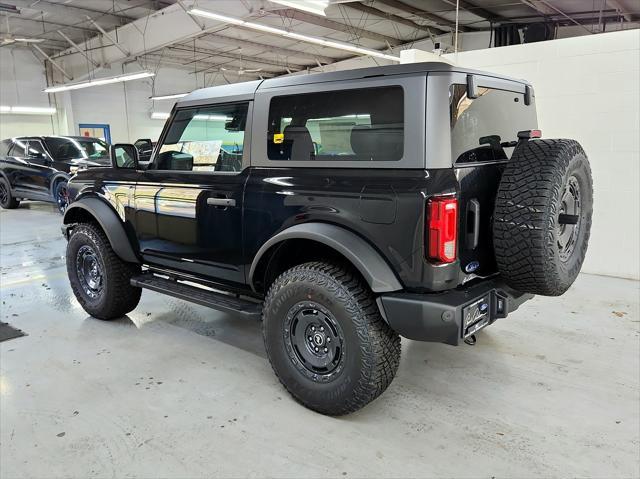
top-left (45, 137), bottom-right (110, 161)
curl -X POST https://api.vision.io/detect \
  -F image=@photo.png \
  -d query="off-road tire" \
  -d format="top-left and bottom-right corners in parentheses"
top-left (67, 222), bottom-right (141, 319)
top-left (493, 139), bottom-right (593, 296)
top-left (0, 177), bottom-right (20, 209)
top-left (262, 261), bottom-right (401, 415)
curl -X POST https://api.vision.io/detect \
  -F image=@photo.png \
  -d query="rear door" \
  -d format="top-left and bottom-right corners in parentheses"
top-left (428, 72), bottom-right (538, 277)
top-left (24, 139), bottom-right (56, 196)
top-left (4, 140), bottom-right (32, 193)
top-left (134, 101), bottom-right (252, 287)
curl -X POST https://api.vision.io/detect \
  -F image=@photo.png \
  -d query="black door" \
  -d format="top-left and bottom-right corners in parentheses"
top-left (3, 140), bottom-right (35, 197)
top-left (134, 102), bottom-right (251, 287)
top-left (24, 140), bottom-right (56, 197)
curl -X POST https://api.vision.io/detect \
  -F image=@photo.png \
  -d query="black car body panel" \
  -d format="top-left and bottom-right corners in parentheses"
top-left (63, 61), bottom-right (540, 345)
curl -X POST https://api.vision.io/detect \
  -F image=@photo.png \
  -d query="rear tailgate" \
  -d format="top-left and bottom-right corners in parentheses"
top-left (447, 78), bottom-right (538, 278)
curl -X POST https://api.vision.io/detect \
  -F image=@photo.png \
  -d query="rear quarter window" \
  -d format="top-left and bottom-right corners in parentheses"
top-left (267, 86), bottom-right (404, 162)
top-left (0, 140), bottom-right (11, 156)
top-left (450, 84), bottom-right (537, 164)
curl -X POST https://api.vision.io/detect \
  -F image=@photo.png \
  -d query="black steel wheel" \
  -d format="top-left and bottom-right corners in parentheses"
top-left (284, 301), bottom-right (345, 382)
top-left (76, 245), bottom-right (104, 299)
top-left (54, 181), bottom-right (69, 215)
top-left (66, 223), bottom-right (141, 320)
top-left (0, 177), bottom-right (20, 209)
top-left (557, 176), bottom-right (581, 262)
top-left (263, 261), bottom-right (400, 415)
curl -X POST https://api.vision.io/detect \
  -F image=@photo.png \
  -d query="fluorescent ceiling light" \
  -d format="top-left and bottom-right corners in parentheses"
top-left (150, 112), bottom-right (170, 120)
top-left (189, 8), bottom-right (400, 62)
top-left (269, 0), bottom-right (328, 16)
top-left (0, 105), bottom-right (56, 115)
top-left (44, 71), bottom-right (155, 93)
top-left (150, 93), bottom-right (189, 100)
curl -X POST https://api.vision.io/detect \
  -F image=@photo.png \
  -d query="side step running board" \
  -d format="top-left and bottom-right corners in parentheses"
top-left (131, 273), bottom-right (262, 320)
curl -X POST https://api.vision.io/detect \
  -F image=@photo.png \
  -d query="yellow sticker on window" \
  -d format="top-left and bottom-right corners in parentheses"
top-left (273, 133), bottom-right (284, 144)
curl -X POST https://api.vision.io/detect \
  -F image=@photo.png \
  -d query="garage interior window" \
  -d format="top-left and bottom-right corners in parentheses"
top-left (267, 86), bottom-right (404, 161)
top-left (450, 84), bottom-right (537, 164)
top-left (155, 102), bottom-right (248, 172)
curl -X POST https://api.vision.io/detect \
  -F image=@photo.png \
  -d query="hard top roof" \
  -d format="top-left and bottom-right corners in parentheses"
top-left (177, 61), bottom-right (530, 107)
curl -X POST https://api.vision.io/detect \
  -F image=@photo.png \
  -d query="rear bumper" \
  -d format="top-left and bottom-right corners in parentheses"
top-left (378, 279), bottom-right (533, 346)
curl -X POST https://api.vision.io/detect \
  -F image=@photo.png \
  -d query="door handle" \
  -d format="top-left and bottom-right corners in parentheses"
top-left (466, 199), bottom-right (480, 250)
top-left (207, 197), bottom-right (236, 207)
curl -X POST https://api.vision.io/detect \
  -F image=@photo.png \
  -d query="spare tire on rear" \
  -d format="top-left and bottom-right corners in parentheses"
top-left (493, 139), bottom-right (593, 296)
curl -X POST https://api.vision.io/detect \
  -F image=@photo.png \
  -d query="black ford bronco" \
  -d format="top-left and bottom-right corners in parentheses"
top-left (61, 62), bottom-right (593, 415)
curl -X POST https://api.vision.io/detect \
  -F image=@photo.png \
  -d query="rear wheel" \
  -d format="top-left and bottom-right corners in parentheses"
top-left (0, 177), bottom-right (20, 209)
top-left (66, 223), bottom-right (141, 319)
top-left (493, 139), bottom-right (593, 296)
top-left (262, 261), bottom-right (401, 415)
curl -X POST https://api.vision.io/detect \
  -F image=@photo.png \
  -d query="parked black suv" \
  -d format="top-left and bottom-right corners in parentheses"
top-left (0, 135), bottom-right (110, 213)
top-left (61, 62), bottom-right (593, 415)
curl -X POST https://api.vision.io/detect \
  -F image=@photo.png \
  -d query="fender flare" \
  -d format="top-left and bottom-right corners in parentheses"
top-left (249, 223), bottom-right (403, 293)
top-left (63, 197), bottom-right (139, 263)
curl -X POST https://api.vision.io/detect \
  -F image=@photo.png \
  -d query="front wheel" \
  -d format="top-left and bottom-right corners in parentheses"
top-left (262, 262), bottom-right (401, 415)
top-left (54, 180), bottom-right (69, 215)
top-left (66, 223), bottom-right (141, 320)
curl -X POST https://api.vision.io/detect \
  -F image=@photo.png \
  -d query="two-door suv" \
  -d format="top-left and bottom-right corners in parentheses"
top-left (0, 135), bottom-right (110, 213)
top-left (61, 62), bottom-right (593, 415)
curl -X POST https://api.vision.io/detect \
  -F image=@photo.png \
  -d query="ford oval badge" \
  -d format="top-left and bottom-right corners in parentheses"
top-left (465, 261), bottom-right (480, 273)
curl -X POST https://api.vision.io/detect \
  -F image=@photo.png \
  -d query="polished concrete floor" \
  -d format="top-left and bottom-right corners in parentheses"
top-left (1, 202), bottom-right (639, 479)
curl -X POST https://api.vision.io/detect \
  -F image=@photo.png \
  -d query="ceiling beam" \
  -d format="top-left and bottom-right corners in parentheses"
top-left (57, 30), bottom-right (100, 67)
top-left (164, 45), bottom-right (307, 70)
top-left (440, 0), bottom-right (506, 23)
top-left (520, 0), bottom-right (593, 33)
top-left (197, 33), bottom-right (337, 64)
top-left (31, 44), bottom-right (73, 80)
top-left (24, 0), bottom-right (135, 22)
top-left (346, 2), bottom-right (447, 35)
top-left (1, 16), bottom-right (97, 33)
top-left (270, 8), bottom-right (403, 46)
top-left (374, 0), bottom-right (470, 32)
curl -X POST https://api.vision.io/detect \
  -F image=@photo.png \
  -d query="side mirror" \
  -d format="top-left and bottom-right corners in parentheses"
top-left (110, 144), bottom-right (139, 169)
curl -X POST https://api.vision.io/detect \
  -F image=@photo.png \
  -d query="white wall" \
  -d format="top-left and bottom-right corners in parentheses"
top-left (442, 29), bottom-right (640, 280)
top-left (0, 48), bottom-right (58, 138)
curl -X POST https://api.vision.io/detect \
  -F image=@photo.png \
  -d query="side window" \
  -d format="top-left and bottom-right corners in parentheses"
top-left (0, 140), bottom-right (11, 156)
top-left (155, 102), bottom-right (248, 172)
top-left (267, 86), bottom-right (404, 161)
top-left (8, 141), bottom-right (26, 157)
top-left (450, 84), bottom-right (537, 164)
top-left (26, 140), bottom-right (49, 160)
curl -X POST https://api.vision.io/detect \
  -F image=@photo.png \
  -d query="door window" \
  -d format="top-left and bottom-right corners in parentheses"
top-left (155, 103), bottom-right (248, 172)
top-left (267, 86), bottom-right (404, 162)
top-left (26, 141), bottom-right (49, 161)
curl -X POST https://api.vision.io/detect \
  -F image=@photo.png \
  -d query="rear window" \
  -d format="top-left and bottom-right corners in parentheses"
top-left (8, 141), bottom-right (26, 157)
top-left (267, 86), bottom-right (404, 162)
top-left (450, 84), bottom-right (537, 164)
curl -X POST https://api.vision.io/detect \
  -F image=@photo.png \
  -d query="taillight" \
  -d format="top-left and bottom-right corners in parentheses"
top-left (427, 197), bottom-right (458, 263)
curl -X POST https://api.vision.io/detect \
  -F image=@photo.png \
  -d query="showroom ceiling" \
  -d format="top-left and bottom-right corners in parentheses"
top-left (1, 0), bottom-right (638, 82)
